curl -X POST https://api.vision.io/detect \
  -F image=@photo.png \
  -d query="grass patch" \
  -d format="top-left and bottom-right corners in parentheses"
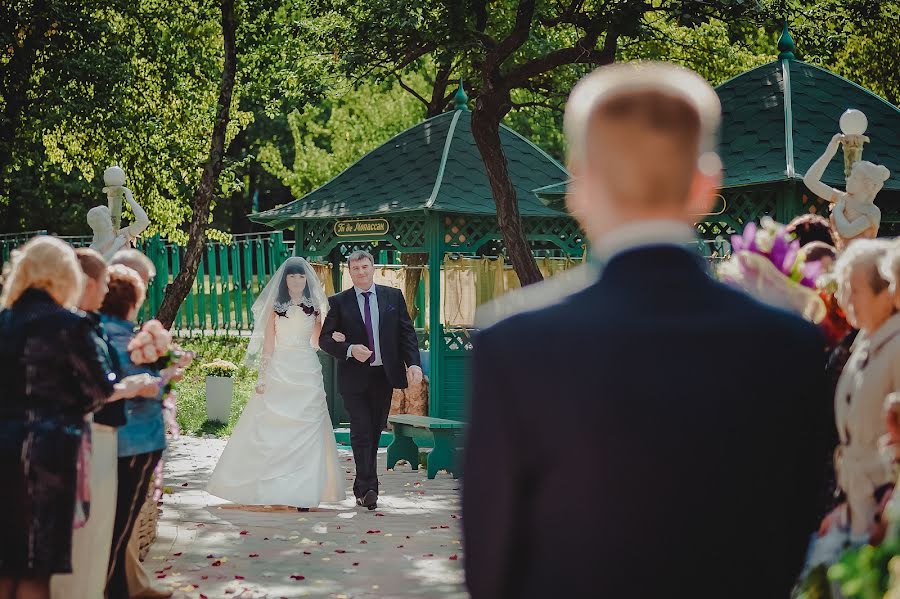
top-left (173, 335), bottom-right (254, 437)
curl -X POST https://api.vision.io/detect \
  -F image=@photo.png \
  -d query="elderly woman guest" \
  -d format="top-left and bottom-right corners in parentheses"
top-left (0, 237), bottom-right (157, 599)
top-left (821, 239), bottom-right (900, 542)
top-left (100, 265), bottom-right (170, 599)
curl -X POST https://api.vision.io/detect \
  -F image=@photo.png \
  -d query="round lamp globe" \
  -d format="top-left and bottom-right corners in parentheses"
top-left (104, 165), bottom-right (126, 187)
top-left (839, 109), bottom-right (868, 136)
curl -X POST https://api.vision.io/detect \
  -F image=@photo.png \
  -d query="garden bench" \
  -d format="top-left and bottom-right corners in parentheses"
top-left (386, 415), bottom-right (465, 479)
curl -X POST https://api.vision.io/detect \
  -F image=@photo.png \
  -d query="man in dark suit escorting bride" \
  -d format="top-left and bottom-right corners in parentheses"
top-left (320, 250), bottom-right (423, 511)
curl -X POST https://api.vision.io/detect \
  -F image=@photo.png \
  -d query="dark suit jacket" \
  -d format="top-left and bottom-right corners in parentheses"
top-left (319, 285), bottom-right (421, 394)
top-left (463, 246), bottom-right (828, 599)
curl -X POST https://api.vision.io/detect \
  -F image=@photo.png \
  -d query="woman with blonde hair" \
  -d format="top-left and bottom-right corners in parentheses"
top-left (0, 236), bottom-right (158, 599)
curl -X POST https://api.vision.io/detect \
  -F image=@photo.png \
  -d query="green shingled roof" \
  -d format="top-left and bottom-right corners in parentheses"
top-left (250, 109), bottom-right (570, 228)
top-left (533, 57), bottom-right (900, 203)
top-left (719, 58), bottom-right (900, 190)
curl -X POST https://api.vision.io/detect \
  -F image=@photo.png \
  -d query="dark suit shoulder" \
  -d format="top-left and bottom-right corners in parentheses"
top-left (708, 277), bottom-right (823, 342)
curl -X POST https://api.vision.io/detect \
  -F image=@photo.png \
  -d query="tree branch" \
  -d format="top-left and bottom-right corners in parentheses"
top-left (396, 73), bottom-right (430, 107)
top-left (505, 28), bottom-right (617, 88)
top-left (490, 0), bottom-right (537, 68)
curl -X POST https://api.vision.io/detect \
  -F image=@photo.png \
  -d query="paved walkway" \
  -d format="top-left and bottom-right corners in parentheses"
top-left (147, 436), bottom-right (466, 598)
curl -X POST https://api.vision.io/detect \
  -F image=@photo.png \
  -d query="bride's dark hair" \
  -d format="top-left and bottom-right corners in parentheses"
top-left (274, 260), bottom-right (315, 317)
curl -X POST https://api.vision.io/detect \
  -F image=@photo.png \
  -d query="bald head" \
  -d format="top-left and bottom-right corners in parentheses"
top-left (110, 249), bottom-right (155, 285)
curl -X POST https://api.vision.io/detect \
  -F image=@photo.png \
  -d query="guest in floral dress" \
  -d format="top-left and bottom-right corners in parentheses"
top-left (0, 237), bottom-right (158, 599)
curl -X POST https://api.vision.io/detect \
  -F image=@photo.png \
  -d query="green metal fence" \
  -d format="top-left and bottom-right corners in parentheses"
top-left (0, 231), bottom-right (293, 333)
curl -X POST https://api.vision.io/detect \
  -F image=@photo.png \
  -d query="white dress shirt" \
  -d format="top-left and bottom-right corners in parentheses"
top-left (590, 219), bottom-right (699, 264)
top-left (347, 284), bottom-right (383, 366)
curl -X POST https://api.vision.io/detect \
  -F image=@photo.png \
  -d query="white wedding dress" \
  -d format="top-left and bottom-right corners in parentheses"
top-left (207, 304), bottom-right (345, 506)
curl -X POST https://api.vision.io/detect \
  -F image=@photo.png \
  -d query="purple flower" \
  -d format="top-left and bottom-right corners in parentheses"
top-left (800, 260), bottom-right (824, 289)
top-left (732, 221), bottom-right (757, 253)
top-left (781, 239), bottom-right (801, 277)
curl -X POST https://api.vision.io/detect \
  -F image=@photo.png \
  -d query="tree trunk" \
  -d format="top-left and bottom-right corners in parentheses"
top-left (156, 0), bottom-right (237, 328)
top-left (471, 95), bottom-right (543, 286)
top-left (399, 252), bottom-right (427, 320)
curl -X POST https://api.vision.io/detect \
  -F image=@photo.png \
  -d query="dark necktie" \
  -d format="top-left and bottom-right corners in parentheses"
top-left (363, 291), bottom-right (375, 364)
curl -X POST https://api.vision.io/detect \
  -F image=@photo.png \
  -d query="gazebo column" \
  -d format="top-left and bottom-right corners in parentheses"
top-left (293, 222), bottom-right (303, 256)
top-left (426, 211), bottom-right (443, 419)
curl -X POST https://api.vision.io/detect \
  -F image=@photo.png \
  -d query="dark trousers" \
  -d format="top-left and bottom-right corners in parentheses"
top-left (342, 366), bottom-right (392, 499)
top-left (106, 449), bottom-right (162, 599)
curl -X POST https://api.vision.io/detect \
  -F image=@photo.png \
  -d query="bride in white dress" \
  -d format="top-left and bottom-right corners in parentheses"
top-left (207, 257), bottom-right (345, 509)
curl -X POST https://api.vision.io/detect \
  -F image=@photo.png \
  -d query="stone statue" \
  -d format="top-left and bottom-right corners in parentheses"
top-left (804, 111), bottom-right (891, 249)
top-left (87, 167), bottom-right (149, 260)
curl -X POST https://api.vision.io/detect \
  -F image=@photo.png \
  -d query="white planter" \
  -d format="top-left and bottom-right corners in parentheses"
top-left (205, 376), bottom-right (234, 423)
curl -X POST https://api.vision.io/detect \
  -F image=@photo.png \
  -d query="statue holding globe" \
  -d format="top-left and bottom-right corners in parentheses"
top-left (804, 109), bottom-right (891, 249)
top-left (87, 166), bottom-right (150, 260)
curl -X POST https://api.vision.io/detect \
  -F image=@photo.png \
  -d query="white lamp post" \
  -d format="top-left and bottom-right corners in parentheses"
top-left (103, 165), bottom-right (127, 231)
top-left (839, 109), bottom-right (869, 178)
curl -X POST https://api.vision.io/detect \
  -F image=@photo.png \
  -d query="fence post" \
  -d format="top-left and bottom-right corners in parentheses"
top-left (148, 234), bottom-right (168, 318)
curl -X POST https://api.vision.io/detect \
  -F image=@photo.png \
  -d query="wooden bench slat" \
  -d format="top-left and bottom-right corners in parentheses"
top-left (388, 414), bottom-right (465, 430)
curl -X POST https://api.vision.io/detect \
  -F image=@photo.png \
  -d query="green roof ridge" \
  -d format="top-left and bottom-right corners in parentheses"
top-left (425, 109), bottom-right (463, 208)
top-left (782, 60), bottom-right (796, 177)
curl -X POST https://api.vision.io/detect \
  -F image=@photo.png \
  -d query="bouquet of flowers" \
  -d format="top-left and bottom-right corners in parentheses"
top-left (718, 217), bottom-right (827, 323)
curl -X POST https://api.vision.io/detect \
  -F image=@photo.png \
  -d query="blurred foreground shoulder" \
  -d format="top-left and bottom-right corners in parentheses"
top-left (474, 263), bottom-right (598, 330)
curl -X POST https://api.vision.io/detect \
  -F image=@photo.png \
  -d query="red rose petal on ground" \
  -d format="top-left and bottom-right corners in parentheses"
top-left (397, 545), bottom-right (404, 548)
top-left (200, 595), bottom-right (208, 599)
top-left (450, 515), bottom-right (459, 519)
top-left (303, 551), bottom-right (311, 555)
top-left (211, 560), bottom-right (222, 567)
top-left (440, 525), bottom-right (449, 529)
top-left (156, 574), bottom-right (166, 579)
top-left (173, 552), bottom-right (183, 556)
top-left (206, 555), bottom-right (215, 559)
top-left (235, 575), bottom-right (245, 580)
top-left (353, 562), bottom-right (359, 566)
top-left (430, 526), bottom-right (437, 529)
top-left (335, 550), bottom-right (346, 554)
top-left (201, 576), bottom-right (209, 580)
top-left (239, 530), bottom-right (249, 535)
top-left (449, 554), bottom-right (459, 560)
top-left (181, 482), bottom-right (188, 487)
top-left (155, 570), bottom-right (164, 574)
top-left (406, 536), bottom-right (411, 539)
top-left (290, 575), bottom-right (306, 580)
top-left (359, 540), bottom-right (367, 544)
top-left (192, 584), bottom-right (199, 589)
top-left (249, 553), bottom-right (259, 557)
top-left (375, 513), bottom-right (385, 517)
top-left (423, 553), bottom-right (434, 557)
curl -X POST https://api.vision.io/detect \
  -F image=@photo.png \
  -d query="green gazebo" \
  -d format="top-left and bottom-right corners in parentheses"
top-left (538, 25), bottom-right (900, 239)
top-left (250, 88), bottom-right (579, 423)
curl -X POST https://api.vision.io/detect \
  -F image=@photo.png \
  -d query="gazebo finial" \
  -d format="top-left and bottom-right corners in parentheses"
top-left (454, 78), bottom-right (469, 111)
top-left (778, 20), bottom-right (796, 60)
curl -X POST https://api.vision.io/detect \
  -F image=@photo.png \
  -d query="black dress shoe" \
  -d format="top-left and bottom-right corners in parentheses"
top-left (361, 489), bottom-right (378, 510)
top-left (297, 507), bottom-right (310, 512)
